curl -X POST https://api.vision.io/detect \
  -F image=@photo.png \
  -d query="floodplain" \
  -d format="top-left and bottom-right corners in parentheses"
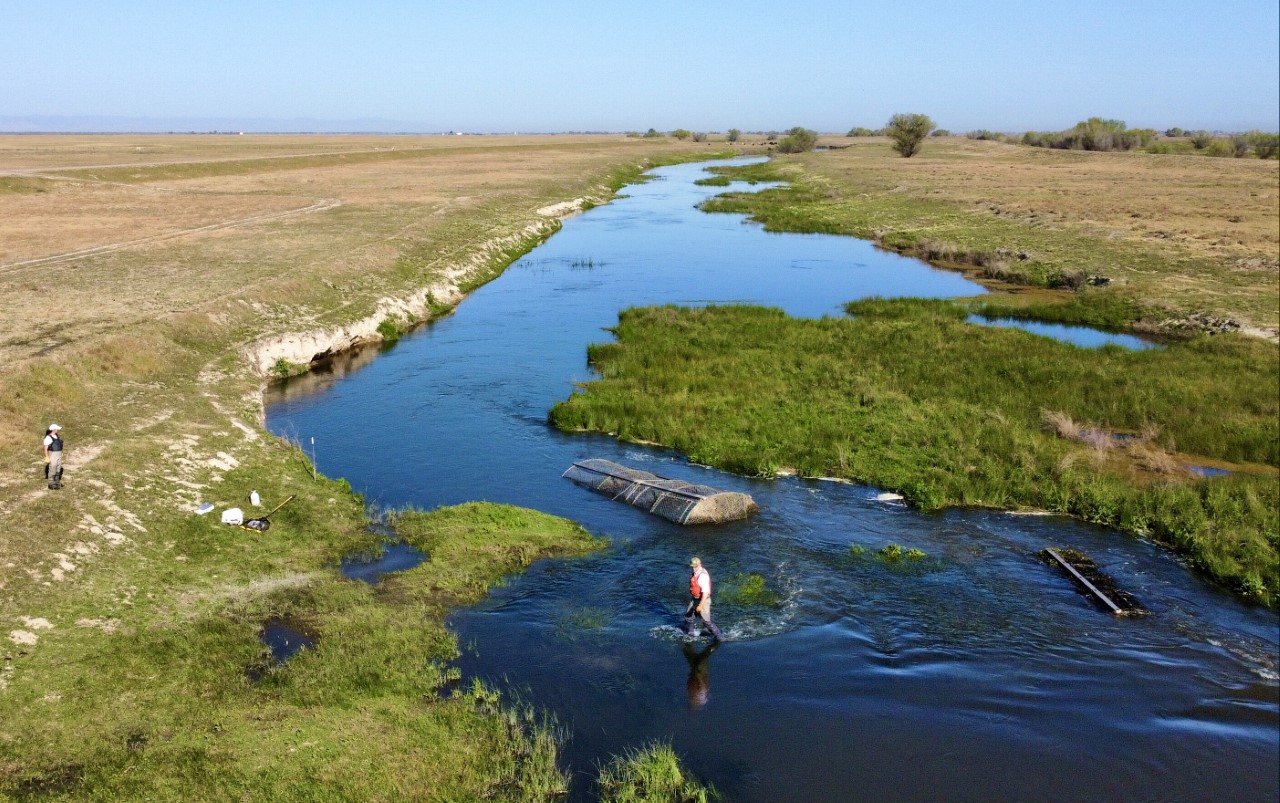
top-left (0, 133), bottom-right (722, 799)
top-left (0, 132), bottom-right (1276, 800)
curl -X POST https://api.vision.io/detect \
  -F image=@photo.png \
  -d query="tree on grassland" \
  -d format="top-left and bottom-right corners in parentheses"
top-left (776, 126), bottom-right (818, 153)
top-left (1249, 131), bottom-right (1280, 159)
top-left (727, 128), bottom-right (741, 143)
top-left (1189, 130), bottom-right (1214, 149)
top-left (886, 113), bottom-right (934, 157)
top-left (671, 129), bottom-right (692, 140)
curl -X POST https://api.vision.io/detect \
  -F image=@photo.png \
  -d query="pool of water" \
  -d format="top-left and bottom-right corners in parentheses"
top-left (966, 314), bottom-right (1159, 350)
top-left (265, 159), bottom-right (1278, 802)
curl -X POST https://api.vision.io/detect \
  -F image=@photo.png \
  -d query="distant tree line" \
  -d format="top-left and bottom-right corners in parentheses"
top-left (625, 120), bottom-right (1277, 160)
top-left (1019, 118), bottom-right (1158, 151)
top-left (1016, 118), bottom-right (1279, 159)
top-left (933, 119), bottom-right (1279, 160)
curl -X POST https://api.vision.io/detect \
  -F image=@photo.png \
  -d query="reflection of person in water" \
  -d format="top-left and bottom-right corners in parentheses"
top-left (683, 640), bottom-right (718, 711)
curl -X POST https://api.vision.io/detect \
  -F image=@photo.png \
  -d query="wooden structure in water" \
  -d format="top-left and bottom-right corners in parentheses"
top-left (563, 459), bottom-right (758, 525)
top-left (1042, 548), bottom-right (1147, 616)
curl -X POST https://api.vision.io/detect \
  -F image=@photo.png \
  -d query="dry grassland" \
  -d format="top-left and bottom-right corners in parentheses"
top-left (0, 133), bottom-right (709, 629)
top-left (0, 135), bottom-right (707, 366)
top-left (809, 137), bottom-right (1280, 332)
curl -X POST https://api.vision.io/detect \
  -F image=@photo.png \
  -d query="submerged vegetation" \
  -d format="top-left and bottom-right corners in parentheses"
top-left (715, 573), bottom-right (782, 607)
top-left (551, 302), bottom-right (1279, 604)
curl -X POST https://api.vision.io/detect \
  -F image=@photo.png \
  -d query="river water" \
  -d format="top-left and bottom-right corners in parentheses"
top-left (265, 159), bottom-right (1278, 802)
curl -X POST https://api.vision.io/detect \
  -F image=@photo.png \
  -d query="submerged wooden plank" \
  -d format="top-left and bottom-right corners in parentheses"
top-left (1042, 548), bottom-right (1147, 616)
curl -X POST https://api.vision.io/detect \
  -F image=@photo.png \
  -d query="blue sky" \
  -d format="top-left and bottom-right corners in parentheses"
top-left (5, 0), bottom-right (1278, 133)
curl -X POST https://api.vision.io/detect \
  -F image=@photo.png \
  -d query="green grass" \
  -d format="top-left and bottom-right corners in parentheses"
top-left (715, 573), bottom-right (781, 607)
top-left (0, 502), bottom-right (602, 800)
top-left (0, 176), bottom-right (53, 193)
top-left (699, 170), bottom-right (1132, 289)
top-left (697, 154), bottom-right (1280, 330)
top-left (550, 303), bottom-right (1280, 604)
top-left (596, 742), bottom-right (718, 803)
top-left (966, 291), bottom-right (1157, 333)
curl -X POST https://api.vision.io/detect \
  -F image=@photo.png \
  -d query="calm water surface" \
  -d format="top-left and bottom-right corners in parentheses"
top-left (266, 160), bottom-right (1278, 802)
top-left (966, 314), bottom-right (1158, 350)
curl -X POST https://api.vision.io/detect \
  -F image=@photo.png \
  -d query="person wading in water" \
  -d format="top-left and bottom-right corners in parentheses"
top-left (684, 557), bottom-right (724, 642)
top-left (43, 424), bottom-right (64, 490)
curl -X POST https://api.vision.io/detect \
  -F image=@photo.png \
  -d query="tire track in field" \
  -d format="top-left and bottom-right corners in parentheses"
top-left (0, 197), bottom-right (342, 273)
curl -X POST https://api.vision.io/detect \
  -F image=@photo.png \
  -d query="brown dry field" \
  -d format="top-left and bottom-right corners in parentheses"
top-left (0, 134), bottom-right (715, 367)
top-left (807, 136), bottom-right (1280, 332)
top-left (1, 134), bottom-right (721, 610)
top-left (822, 137), bottom-right (1279, 265)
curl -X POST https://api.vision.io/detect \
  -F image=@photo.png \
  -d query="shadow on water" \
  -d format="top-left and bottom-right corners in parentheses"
top-left (267, 159), bottom-right (1279, 803)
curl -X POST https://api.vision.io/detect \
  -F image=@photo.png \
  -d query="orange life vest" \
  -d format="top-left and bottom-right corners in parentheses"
top-left (690, 567), bottom-right (710, 599)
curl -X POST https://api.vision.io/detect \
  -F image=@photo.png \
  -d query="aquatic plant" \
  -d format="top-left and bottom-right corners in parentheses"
top-left (554, 605), bottom-right (613, 642)
top-left (716, 573), bottom-right (781, 607)
top-left (879, 543), bottom-right (903, 561)
top-left (597, 741), bottom-right (719, 803)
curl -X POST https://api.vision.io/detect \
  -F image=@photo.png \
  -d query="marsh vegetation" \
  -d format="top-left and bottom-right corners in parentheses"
top-left (551, 301), bottom-right (1278, 603)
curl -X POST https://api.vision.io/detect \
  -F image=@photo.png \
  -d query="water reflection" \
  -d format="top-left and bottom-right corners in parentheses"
top-left (683, 640), bottom-right (718, 711)
top-left (266, 341), bottom-right (384, 404)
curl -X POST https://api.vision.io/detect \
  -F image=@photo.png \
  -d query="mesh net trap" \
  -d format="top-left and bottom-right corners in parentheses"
top-left (562, 459), bottom-right (759, 525)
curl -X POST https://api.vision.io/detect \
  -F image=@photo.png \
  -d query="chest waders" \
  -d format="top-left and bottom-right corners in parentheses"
top-left (47, 436), bottom-right (64, 489)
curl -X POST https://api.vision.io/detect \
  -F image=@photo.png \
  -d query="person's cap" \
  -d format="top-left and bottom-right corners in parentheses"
top-left (48, 424), bottom-right (61, 431)
top-left (689, 557), bottom-right (701, 567)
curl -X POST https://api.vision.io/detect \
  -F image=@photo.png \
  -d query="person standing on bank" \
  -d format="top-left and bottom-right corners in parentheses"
top-left (43, 424), bottom-right (64, 489)
top-left (684, 557), bottom-right (724, 642)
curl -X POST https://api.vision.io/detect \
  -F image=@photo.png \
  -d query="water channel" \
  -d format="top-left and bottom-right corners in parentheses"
top-left (266, 159), bottom-right (1278, 802)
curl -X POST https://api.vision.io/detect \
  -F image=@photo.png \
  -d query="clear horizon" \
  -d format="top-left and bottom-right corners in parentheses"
top-left (6, 0), bottom-right (1278, 135)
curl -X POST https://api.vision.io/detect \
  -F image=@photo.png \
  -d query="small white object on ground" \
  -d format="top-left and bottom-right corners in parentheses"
top-left (250, 490), bottom-right (261, 506)
top-left (221, 508), bottom-right (244, 525)
top-left (195, 503), bottom-right (215, 515)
